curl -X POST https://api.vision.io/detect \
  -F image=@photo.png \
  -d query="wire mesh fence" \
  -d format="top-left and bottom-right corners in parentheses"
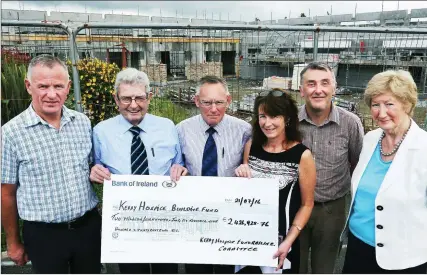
top-left (2, 20), bottom-right (427, 130)
top-left (73, 23), bottom-right (427, 130)
top-left (1, 23), bottom-right (71, 125)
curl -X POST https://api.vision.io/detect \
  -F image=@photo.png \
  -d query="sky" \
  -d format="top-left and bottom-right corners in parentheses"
top-left (2, 1), bottom-right (427, 22)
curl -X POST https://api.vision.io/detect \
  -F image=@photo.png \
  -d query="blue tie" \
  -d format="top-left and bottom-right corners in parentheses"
top-left (129, 126), bottom-right (149, 175)
top-left (202, 127), bottom-right (218, 176)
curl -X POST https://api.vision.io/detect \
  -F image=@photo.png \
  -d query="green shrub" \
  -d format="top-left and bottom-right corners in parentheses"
top-left (1, 50), bottom-right (31, 126)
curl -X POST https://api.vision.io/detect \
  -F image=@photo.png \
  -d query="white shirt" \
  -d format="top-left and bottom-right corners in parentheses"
top-left (176, 114), bottom-right (251, 177)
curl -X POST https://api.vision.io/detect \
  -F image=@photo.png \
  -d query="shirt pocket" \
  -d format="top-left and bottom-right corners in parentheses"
top-left (223, 145), bottom-right (244, 176)
top-left (319, 136), bottom-right (347, 167)
top-left (64, 138), bottom-right (91, 180)
top-left (21, 157), bottom-right (48, 178)
top-left (64, 138), bottom-right (92, 165)
top-left (19, 156), bottom-right (52, 189)
top-left (150, 144), bottom-right (177, 174)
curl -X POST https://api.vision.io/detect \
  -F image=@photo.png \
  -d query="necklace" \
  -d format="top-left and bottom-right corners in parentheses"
top-left (379, 120), bottom-right (411, 156)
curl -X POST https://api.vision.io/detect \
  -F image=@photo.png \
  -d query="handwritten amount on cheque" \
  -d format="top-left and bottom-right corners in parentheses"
top-left (112, 200), bottom-right (270, 227)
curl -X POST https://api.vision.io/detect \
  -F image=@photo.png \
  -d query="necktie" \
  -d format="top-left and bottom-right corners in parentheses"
top-left (129, 126), bottom-right (149, 175)
top-left (202, 127), bottom-right (218, 176)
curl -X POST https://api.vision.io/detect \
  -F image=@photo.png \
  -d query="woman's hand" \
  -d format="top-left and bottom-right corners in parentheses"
top-left (273, 240), bottom-right (292, 271)
top-left (234, 164), bottom-right (252, 178)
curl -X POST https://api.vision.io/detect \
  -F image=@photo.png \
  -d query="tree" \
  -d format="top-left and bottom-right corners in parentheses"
top-left (300, 13), bottom-right (306, 17)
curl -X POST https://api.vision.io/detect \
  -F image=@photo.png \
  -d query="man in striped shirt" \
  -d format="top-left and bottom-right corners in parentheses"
top-left (297, 62), bottom-right (364, 274)
top-left (170, 76), bottom-right (252, 274)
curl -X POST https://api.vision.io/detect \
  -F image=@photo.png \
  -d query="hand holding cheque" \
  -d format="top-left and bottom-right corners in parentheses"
top-left (101, 175), bottom-right (279, 267)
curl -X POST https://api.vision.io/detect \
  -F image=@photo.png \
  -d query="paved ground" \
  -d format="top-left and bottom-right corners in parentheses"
top-left (1, 195), bottom-right (351, 274)
top-left (1, 246), bottom-right (348, 274)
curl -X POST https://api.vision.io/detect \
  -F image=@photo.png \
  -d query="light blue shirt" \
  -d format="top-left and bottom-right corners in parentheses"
top-left (93, 113), bottom-right (183, 175)
top-left (349, 143), bottom-right (391, 246)
top-left (1, 105), bottom-right (98, 223)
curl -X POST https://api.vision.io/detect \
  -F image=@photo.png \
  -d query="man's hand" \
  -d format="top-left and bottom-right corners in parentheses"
top-left (170, 164), bottom-right (188, 182)
top-left (90, 164), bottom-right (111, 184)
top-left (7, 242), bottom-right (28, 266)
top-left (235, 164), bottom-right (252, 178)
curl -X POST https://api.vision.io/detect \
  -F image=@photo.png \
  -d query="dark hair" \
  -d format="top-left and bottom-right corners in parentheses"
top-left (252, 89), bottom-right (302, 147)
top-left (299, 62), bottom-right (336, 85)
top-left (196, 75), bottom-right (229, 95)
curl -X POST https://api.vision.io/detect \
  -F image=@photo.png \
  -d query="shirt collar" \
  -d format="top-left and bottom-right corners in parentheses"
top-left (299, 103), bottom-right (340, 126)
top-left (118, 113), bottom-right (152, 134)
top-left (198, 114), bottom-right (228, 136)
top-left (23, 104), bottom-right (75, 128)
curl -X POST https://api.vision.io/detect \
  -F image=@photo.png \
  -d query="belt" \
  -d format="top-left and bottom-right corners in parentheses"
top-left (26, 208), bottom-right (99, 230)
top-left (314, 195), bottom-right (346, 205)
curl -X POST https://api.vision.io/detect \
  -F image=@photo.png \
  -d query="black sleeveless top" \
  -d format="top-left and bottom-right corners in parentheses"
top-left (248, 143), bottom-right (308, 238)
top-left (235, 143), bottom-right (308, 273)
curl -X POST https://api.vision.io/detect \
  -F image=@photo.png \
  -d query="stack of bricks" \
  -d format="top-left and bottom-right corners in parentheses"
top-left (140, 64), bottom-right (167, 84)
top-left (262, 76), bottom-right (292, 90)
top-left (185, 62), bottom-right (223, 81)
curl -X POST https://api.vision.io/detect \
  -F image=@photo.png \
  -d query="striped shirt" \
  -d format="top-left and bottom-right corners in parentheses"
top-left (176, 114), bottom-right (252, 177)
top-left (1, 105), bottom-right (98, 223)
top-left (299, 104), bottom-right (364, 202)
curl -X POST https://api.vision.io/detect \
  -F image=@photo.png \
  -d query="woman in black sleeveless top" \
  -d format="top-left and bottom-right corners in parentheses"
top-left (235, 89), bottom-right (316, 274)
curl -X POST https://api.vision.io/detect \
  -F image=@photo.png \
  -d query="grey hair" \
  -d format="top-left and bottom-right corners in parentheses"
top-left (114, 68), bottom-right (150, 96)
top-left (195, 75), bottom-right (230, 96)
top-left (299, 62), bottom-right (337, 87)
top-left (26, 54), bottom-right (69, 82)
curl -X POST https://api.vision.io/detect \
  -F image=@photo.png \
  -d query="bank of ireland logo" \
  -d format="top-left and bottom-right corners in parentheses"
top-left (112, 232), bottom-right (119, 239)
top-left (162, 180), bottom-right (177, 188)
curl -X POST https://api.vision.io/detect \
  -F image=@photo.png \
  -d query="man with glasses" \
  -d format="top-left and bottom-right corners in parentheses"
top-left (170, 75), bottom-right (251, 274)
top-left (90, 68), bottom-right (185, 274)
top-left (297, 62), bottom-right (363, 273)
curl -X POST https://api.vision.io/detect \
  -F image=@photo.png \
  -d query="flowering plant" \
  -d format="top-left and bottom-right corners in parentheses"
top-left (66, 58), bottom-right (120, 125)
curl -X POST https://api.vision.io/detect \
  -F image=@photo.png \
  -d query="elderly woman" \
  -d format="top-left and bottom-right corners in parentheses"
top-left (234, 89), bottom-right (316, 274)
top-left (342, 70), bottom-right (427, 273)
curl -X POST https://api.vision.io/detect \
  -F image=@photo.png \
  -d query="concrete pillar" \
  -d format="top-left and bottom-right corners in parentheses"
top-left (146, 42), bottom-right (160, 64)
top-left (190, 42), bottom-right (204, 63)
top-left (404, 14), bottom-right (410, 26)
top-left (421, 66), bottom-right (427, 94)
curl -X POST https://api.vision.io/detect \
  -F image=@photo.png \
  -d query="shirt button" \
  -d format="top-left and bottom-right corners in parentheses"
top-left (376, 225), bottom-right (383, 229)
top-left (376, 205), bottom-right (383, 211)
top-left (377, 243), bottom-right (384, 247)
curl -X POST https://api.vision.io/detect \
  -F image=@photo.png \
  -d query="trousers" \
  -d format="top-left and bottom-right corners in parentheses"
top-left (23, 208), bottom-right (101, 274)
top-left (299, 195), bottom-right (347, 273)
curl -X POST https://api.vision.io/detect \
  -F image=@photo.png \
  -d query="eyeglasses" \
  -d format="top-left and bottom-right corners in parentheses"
top-left (199, 100), bottom-right (227, 108)
top-left (118, 96), bottom-right (147, 105)
top-left (259, 90), bottom-right (285, 97)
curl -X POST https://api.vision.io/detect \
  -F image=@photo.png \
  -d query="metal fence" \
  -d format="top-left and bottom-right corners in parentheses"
top-left (2, 20), bottom-right (427, 130)
top-left (1, 21), bottom-right (81, 124)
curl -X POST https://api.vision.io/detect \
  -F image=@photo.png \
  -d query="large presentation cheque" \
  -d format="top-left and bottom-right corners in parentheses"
top-left (101, 174), bottom-right (279, 267)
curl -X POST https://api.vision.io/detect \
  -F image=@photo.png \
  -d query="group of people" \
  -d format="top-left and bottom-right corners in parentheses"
top-left (1, 54), bottom-right (426, 274)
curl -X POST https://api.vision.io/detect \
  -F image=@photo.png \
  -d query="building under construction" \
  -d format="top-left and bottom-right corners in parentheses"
top-left (2, 8), bottom-right (427, 93)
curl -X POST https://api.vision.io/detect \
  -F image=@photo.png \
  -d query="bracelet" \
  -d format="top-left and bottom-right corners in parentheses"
top-left (292, 224), bottom-right (302, 232)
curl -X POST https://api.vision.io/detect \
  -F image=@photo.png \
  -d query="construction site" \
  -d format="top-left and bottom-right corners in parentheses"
top-left (2, 7), bottom-right (427, 127)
